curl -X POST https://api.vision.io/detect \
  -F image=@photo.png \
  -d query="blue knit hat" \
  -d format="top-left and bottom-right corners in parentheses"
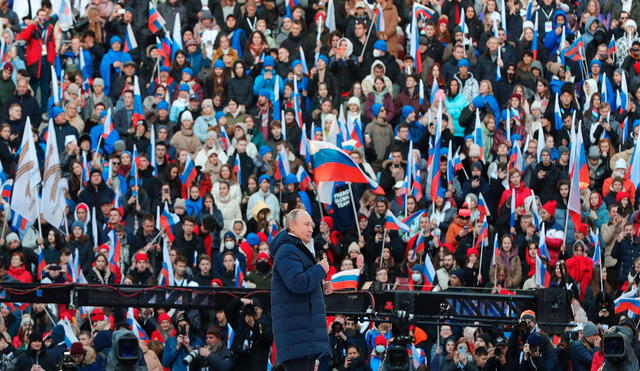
top-left (457, 58), bottom-right (471, 69)
top-left (291, 59), bottom-right (302, 68)
top-left (214, 59), bottom-right (225, 69)
top-left (215, 111), bottom-right (226, 120)
top-left (246, 233), bottom-right (260, 246)
top-left (258, 174), bottom-right (272, 184)
top-left (471, 96), bottom-right (486, 109)
top-left (259, 146), bottom-right (272, 157)
top-left (372, 103), bottom-right (383, 118)
top-left (182, 67), bottom-right (193, 76)
top-left (284, 173), bottom-right (298, 185)
top-left (401, 105), bottom-right (415, 120)
top-left (374, 40), bottom-right (387, 52)
top-left (437, 188), bottom-right (447, 198)
top-left (412, 264), bottom-right (423, 272)
top-left (259, 89), bottom-right (272, 99)
top-left (464, 134), bottom-right (474, 142)
top-left (318, 54), bottom-right (329, 64)
top-left (510, 134), bottom-right (522, 143)
top-left (160, 66), bottom-right (170, 73)
top-left (71, 221), bottom-right (83, 230)
top-left (591, 59), bottom-right (602, 68)
top-left (264, 55), bottom-right (275, 67)
top-left (52, 106), bottom-right (65, 119)
top-left (157, 101), bottom-right (169, 111)
top-left (178, 83), bottom-right (190, 92)
top-left (110, 36), bottom-right (122, 46)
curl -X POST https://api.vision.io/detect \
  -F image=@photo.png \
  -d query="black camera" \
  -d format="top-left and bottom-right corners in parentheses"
top-left (603, 334), bottom-right (626, 361)
top-left (58, 351), bottom-right (78, 371)
top-left (179, 325), bottom-right (187, 336)
top-left (494, 347), bottom-right (502, 357)
top-left (183, 349), bottom-right (199, 365)
top-left (115, 333), bottom-right (141, 364)
top-left (385, 336), bottom-right (412, 371)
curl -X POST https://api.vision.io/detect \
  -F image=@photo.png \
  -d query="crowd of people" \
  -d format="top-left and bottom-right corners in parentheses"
top-left (1, 0), bottom-right (640, 370)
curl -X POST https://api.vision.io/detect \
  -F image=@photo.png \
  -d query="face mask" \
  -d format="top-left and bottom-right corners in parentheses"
top-left (373, 49), bottom-right (383, 58)
top-left (256, 261), bottom-right (270, 273)
top-left (411, 273), bottom-right (422, 282)
top-left (375, 345), bottom-right (386, 354)
top-left (224, 241), bottom-right (235, 250)
top-left (614, 171), bottom-right (624, 178)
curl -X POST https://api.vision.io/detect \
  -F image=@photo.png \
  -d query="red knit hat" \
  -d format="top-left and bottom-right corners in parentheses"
top-left (542, 201), bottom-right (557, 216)
top-left (442, 243), bottom-right (455, 253)
top-left (90, 308), bottom-right (105, 322)
top-left (467, 247), bottom-right (480, 258)
top-left (575, 223), bottom-right (588, 235)
top-left (322, 216), bottom-right (334, 229)
top-left (134, 252), bottom-right (148, 263)
top-left (257, 232), bottom-right (268, 242)
top-left (211, 278), bottom-right (223, 287)
top-left (256, 252), bottom-right (272, 267)
top-left (375, 334), bottom-right (388, 346)
top-left (158, 313), bottom-right (172, 324)
top-left (616, 191), bottom-right (629, 203)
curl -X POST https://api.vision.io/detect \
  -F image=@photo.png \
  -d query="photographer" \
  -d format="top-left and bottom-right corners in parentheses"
top-left (482, 337), bottom-right (508, 371)
top-left (230, 303), bottom-right (272, 371)
top-left (161, 315), bottom-right (203, 371)
top-left (188, 325), bottom-right (233, 371)
top-left (328, 319), bottom-right (350, 369)
top-left (507, 311), bottom-right (554, 369)
top-left (570, 322), bottom-right (600, 371)
top-left (14, 332), bottom-right (56, 371)
top-left (339, 344), bottom-right (368, 371)
top-left (518, 334), bottom-right (548, 371)
top-left (611, 222), bottom-right (640, 287)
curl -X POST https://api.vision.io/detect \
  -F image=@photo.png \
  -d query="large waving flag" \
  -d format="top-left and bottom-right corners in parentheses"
top-left (11, 117), bottom-right (41, 234)
top-left (156, 36), bottom-right (172, 68)
top-left (565, 37), bottom-right (584, 61)
top-left (41, 119), bottom-right (64, 228)
top-left (148, 2), bottom-right (166, 34)
top-left (160, 204), bottom-right (180, 242)
top-left (615, 288), bottom-right (640, 315)
top-left (384, 211), bottom-right (410, 232)
top-left (330, 269), bottom-right (360, 291)
top-left (124, 23), bottom-right (138, 52)
top-left (309, 140), bottom-right (384, 204)
top-left (158, 238), bottom-right (175, 286)
top-left (171, 13), bottom-right (183, 59)
top-left (127, 308), bottom-right (150, 341)
top-left (296, 166), bottom-right (311, 191)
top-left (132, 76), bottom-right (144, 126)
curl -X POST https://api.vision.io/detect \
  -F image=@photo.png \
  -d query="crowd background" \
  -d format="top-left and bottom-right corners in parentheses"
top-left (1, 0), bottom-right (640, 370)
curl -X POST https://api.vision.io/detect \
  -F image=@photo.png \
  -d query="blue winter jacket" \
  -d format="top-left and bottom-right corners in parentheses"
top-left (543, 10), bottom-right (574, 57)
top-left (269, 230), bottom-right (331, 364)
top-left (161, 334), bottom-right (204, 371)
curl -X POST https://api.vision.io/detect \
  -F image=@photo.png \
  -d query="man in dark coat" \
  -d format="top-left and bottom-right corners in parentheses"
top-left (78, 169), bottom-right (116, 210)
top-left (269, 209), bottom-right (331, 369)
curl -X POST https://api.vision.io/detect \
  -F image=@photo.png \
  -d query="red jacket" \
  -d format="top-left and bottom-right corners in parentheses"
top-left (16, 23), bottom-right (56, 73)
top-left (7, 265), bottom-right (33, 283)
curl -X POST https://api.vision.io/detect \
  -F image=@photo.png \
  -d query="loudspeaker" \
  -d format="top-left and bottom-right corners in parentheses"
top-left (535, 288), bottom-right (571, 335)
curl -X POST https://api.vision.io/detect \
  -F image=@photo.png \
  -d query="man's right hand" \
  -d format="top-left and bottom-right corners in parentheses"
top-left (319, 258), bottom-right (329, 273)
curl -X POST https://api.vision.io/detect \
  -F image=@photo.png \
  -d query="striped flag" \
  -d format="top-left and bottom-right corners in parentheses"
top-left (234, 259), bottom-right (246, 288)
top-left (491, 235), bottom-right (500, 266)
top-left (148, 2), bottom-right (166, 34)
top-left (124, 23), bottom-right (137, 52)
top-left (375, 4), bottom-right (385, 32)
top-left (383, 212), bottom-right (410, 232)
top-left (127, 308), bottom-right (150, 341)
top-left (158, 238), bottom-right (175, 286)
top-left (233, 154), bottom-right (242, 185)
top-left (132, 76), bottom-right (144, 126)
top-left (615, 288), bottom-right (640, 315)
top-left (10, 118), bottom-right (40, 235)
top-left (275, 147), bottom-right (290, 181)
top-left (172, 13), bottom-right (183, 59)
top-left (330, 269), bottom-right (360, 290)
top-left (422, 254), bottom-right (436, 289)
top-left (534, 254), bottom-right (550, 287)
top-left (539, 224), bottom-right (550, 260)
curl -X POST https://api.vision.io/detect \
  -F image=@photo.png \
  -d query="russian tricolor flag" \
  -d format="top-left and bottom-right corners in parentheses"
top-left (423, 254), bottom-right (436, 289)
top-left (148, 2), bottom-right (166, 34)
top-left (275, 147), bottom-right (290, 181)
top-left (132, 76), bottom-right (144, 126)
top-left (219, 128), bottom-right (230, 151)
top-left (330, 268), bottom-right (360, 291)
top-left (428, 100), bottom-right (444, 200)
top-left (158, 238), bottom-right (175, 286)
top-left (384, 212), bottom-right (410, 232)
top-left (124, 23), bottom-right (137, 52)
top-left (374, 4), bottom-right (385, 32)
top-left (534, 254), bottom-right (550, 287)
top-left (37, 246), bottom-right (47, 280)
top-left (1, 179), bottom-right (12, 202)
top-left (234, 259), bottom-right (246, 288)
top-left (615, 288), bottom-right (640, 315)
top-left (160, 204), bottom-right (180, 242)
top-left (179, 155), bottom-right (197, 186)
top-left (491, 235), bottom-right (500, 266)
top-left (127, 308), bottom-right (150, 341)
top-left (296, 166), bottom-right (311, 191)
top-left (233, 154), bottom-right (242, 184)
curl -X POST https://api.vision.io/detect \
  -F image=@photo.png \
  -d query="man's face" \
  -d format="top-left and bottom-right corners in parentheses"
top-left (289, 211), bottom-right (314, 243)
top-left (391, 151), bottom-right (402, 164)
top-left (184, 221), bottom-right (194, 234)
top-left (90, 172), bottom-right (102, 186)
top-left (135, 259), bottom-right (147, 272)
top-left (143, 220), bottom-right (154, 234)
top-left (206, 333), bottom-right (221, 347)
top-left (291, 23), bottom-right (302, 36)
top-left (17, 80), bottom-right (27, 95)
top-left (425, 25), bottom-right (435, 37)
top-left (443, 255), bottom-right (453, 270)
top-left (375, 201), bottom-right (386, 215)
top-left (124, 93), bottom-right (133, 107)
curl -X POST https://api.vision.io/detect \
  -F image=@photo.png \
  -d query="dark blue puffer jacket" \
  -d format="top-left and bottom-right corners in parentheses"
top-left (612, 237), bottom-right (640, 285)
top-left (269, 230), bottom-right (331, 364)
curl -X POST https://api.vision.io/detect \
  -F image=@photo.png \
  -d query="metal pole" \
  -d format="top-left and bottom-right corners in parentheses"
top-left (348, 183), bottom-right (362, 240)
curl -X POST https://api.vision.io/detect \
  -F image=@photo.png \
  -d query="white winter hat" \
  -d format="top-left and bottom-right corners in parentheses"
top-left (615, 158), bottom-right (627, 170)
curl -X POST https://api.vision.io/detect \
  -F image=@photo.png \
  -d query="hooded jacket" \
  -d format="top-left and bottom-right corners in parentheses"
top-left (361, 60), bottom-right (393, 96)
top-left (269, 230), bottom-right (331, 364)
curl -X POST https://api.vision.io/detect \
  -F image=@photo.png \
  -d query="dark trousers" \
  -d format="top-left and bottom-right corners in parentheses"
top-left (282, 355), bottom-right (317, 371)
top-left (29, 58), bottom-right (51, 114)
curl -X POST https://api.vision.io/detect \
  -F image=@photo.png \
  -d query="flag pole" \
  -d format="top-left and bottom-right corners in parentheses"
top-left (380, 228), bottom-right (387, 263)
top-left (348, 183), bottom-right (362, 240)
top-left (37, 186), bottom-right (43, 239)
top-left (478, 234), bottom-right (484, 285)
top-left (359, 13), bottom-right (377, 59)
